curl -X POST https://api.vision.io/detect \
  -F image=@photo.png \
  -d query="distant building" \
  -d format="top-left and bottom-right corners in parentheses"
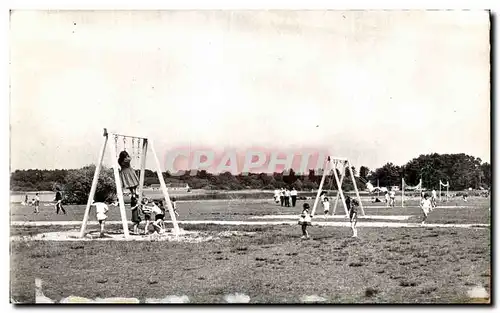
top-left (391, 186), bottom-right (400, 191)
top-left (150, 183), bottom-right (190, 191)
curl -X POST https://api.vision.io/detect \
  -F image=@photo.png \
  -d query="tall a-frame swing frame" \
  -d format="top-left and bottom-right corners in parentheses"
top-left (79, 128), bottom-right (180, 239)
top-left (311, 156), bottom-right (365, 217)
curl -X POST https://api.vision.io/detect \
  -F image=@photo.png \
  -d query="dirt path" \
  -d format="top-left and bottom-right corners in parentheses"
top-left (11, 220), bottom-right (489, 228)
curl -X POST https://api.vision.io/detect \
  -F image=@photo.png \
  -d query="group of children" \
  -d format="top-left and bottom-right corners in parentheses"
top-left (90, 195), bottom-right (178, 237)
top-left (25, 189), bottom-right (66, 215)
top-left (298, 192), bottom-right (359, 239)
top-left (23, 193), bottom-right (41, 213)
top-left (273, 188), bottom-right (298, 207)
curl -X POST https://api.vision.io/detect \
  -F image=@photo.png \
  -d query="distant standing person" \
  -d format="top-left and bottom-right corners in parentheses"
top-left (384, 191), bottom-right (390, 207)
top-left (389, 190), bottom-right (396, 207)
top-left (280, 188), bottom-right (285, 207)
top-left (273, 189), bottom-right (280, 204)
top-left (24, 194), bottom-right (28, 206)
top-left (54, 188), bottom-right (66, 214)
top-left (346, 196), bottom-right (359, 238)
top-left (284, 188), bottom-right (291, 207)
top-left (290, 187), bottom-right (298, 207)
top-left (431, 189), bottom-right (437, 208)
top-left (33, 193), bottom-right (40, 214)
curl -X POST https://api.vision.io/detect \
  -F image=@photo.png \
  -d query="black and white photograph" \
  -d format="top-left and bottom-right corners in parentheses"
top-left (8, 8), bottom-right (491, 304)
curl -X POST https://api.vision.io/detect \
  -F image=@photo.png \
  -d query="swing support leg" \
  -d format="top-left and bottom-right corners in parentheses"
top-left (333, 164), bottom-right (346, 215)
top-left (347, 160), bottom-right (364, 216)
top-left (332, 162), bottom-right (349, 217)
top-left (109, 137), bottom-right (130, 239)
top-left (150, 140), bottom-right (180, 235)
top-left (79, 131), bottom-right (108, 238)
top-left (311, 157), bottom-right (330, 217)
top-left (137, 139), bottom-right (148, 206)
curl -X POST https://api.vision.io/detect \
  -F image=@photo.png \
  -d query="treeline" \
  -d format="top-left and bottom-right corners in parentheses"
top-left (11, 153), bottom-right (491, 193)
top-left (364, 153), bottom-right (490, 191)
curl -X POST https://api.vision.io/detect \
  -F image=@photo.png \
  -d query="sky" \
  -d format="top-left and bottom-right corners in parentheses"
top-left (9, 10), bottom-right (491, 173)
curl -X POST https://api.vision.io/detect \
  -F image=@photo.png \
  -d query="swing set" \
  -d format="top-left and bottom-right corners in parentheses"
top-left (79, 128), bottom-right (180, 239)
top-left (311, 156), bottom-right (365, 218)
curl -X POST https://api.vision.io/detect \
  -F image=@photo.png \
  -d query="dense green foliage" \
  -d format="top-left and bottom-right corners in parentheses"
top-left (10, 153), bottom-right (491, 200)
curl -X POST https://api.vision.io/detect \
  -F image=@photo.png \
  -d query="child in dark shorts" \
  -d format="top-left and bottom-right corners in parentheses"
top-left (141, 198), bottom-right (152, 234)
top-left (346, 196), bottom-right (359, 238)
top-left (130, 195), bottom-right (141, 234)
top-left (298, 203), bottom-right (312, 239)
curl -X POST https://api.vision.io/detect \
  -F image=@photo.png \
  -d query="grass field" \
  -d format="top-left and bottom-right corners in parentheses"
top-left (10, 196), bottom-right (491, 304)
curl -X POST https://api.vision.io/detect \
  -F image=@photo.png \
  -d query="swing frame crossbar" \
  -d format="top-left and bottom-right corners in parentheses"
top-left (79, 128), bottom-right (180, 239)
top-left (311, 156), bottom-right (365, 218)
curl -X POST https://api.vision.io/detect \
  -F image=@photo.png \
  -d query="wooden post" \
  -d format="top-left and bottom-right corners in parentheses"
top-left (332, 162), bottom-right (349, 217)
top-left (150, 140), bottom-right (180, 235)
top-left (447, 181), bottom-right (449, 202)
top-left (439, 180), bottom-right (442, 202)
top-left (79, 129), bottom-right (109, 238)
top-left (333, 162), bottom-right (346, 215)
top-left (311, 157), bottom-right (330, 217)
top-left (137, 139), bottom-right (148, 206)
top-left (401, 178), bottom-right (404, 207)
top-left (347, 160), bottom-right (364, 216)
top-left (109, 136), bottom-right (130, 239)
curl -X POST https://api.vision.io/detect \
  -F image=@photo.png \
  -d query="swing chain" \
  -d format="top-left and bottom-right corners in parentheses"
top-left (114, 135), bottom-right (119, 158)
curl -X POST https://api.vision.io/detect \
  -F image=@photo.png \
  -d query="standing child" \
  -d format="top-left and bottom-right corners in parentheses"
top-left (431, 189), bottom-right (437, 210)
top-left (171, 197), bottom-right (179, 217)
top-left (91, 201), bottom-right (109, 237)
top-left (384, 191), bottom-right (390, 207)
top-left (151, 201), bottom-right (165, 234)
top-left (346, 196), bottom-right (359, 237)
top-left (322, 196), bottom-right (330, 218)
top-left (298, 203), bottom-right (312, 239)
top-left (420, 194), bottom-right (432, 225)
top-left (141, 198), bottom-right (153, 234)
top-left (130, 195), bottom-right (141, 234)
top-left (389, 190), bottom-right (396, 207)
top-left (33, 193), bottom-right (40, 214)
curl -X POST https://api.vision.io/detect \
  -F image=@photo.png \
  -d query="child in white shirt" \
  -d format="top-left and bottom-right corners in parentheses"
top-left (420, 194), bottom-right (432, 225)
top-left (389, 190), bottom-right (396, 207)
top-left (298, 203), bottom-right (312, 239)
top-left (322, 196), bottom-right (330, 218)
top-left (91, 201), bottom-right (109, 237)
top-left (34, 193), bottom-right (40, 214)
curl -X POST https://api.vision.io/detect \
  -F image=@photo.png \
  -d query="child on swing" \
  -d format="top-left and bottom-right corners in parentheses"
top-left (298, 203), bottom-right (312, 239)
top-left (118, 150), bottom-right (140, 197)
